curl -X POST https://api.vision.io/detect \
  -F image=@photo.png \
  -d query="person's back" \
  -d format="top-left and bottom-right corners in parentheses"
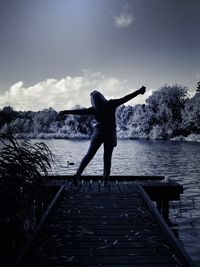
top-left (93, 99), bottom-right (118, 133)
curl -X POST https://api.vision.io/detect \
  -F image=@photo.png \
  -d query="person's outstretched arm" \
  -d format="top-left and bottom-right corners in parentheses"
top-left (113, 86), bottom-right (146, 107)
top-left (58, 107), bottom-right (94, 119)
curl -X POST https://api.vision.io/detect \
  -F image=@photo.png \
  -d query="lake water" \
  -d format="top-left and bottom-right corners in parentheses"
top-left (38, 139), bottom-right (200, 265)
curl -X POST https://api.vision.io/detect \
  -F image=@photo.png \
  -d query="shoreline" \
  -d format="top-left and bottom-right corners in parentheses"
top-left (13, 133), bottom-right (200, 142)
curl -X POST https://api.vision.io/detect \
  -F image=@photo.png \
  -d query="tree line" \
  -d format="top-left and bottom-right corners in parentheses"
top-left (0, 84), bottom-right (200, 140)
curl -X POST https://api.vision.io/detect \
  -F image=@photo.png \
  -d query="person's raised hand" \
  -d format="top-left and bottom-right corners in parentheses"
top-left (139, 86), bottom-right (146, 95)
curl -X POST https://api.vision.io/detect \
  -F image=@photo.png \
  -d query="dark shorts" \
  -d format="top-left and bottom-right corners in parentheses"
top-left (92, 128), bottom-right (117, 147)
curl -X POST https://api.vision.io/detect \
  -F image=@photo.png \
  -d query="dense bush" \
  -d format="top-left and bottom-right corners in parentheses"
top-left (0, 131), bottom-right (53, 265)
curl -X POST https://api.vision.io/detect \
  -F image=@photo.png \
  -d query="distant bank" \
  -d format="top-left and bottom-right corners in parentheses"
top-left (12, 132), bottom-right (200, 142)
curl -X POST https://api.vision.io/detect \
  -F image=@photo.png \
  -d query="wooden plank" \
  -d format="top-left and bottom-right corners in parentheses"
top-left (79, 180), bottom-right (91, 193)
top-left (108, 180), bottom-right (120, 193)
top-left (117, 181), bottom-right (130, 192)
top-left (30, 255), bottom-right (176, 265)
top-left (99, 182), bottom-right (110, 193)
top-left (39, 247), bottom-right (160, 255)
top-left (47, 224), bottom-right (160, 233)
top-left (49, 241), bottom-right (173, 249)
top-left (45, 226), bottom-right (164, 237)
top-left (122, 180), bottom-right (133, 191)
top-left (47, 179), bottom-right (183, 204)
top-left (45, 175), bottom-right (165, 181)
top-left (126, 182), bottom-right (137, 191)
top-left (64, 179), bottom-right (73, 191)
top-left (48, 220), bottom-right (157, 228)
top-left (90, 180), bottom-right (100, 192)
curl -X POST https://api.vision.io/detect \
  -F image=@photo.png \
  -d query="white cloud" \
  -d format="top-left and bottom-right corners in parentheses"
top-left (114, 5), bottom-right (135, 29)
top-left (0, 71), bottom-right (146, 111)
top-left (114, 13), bottom-right (135, 28)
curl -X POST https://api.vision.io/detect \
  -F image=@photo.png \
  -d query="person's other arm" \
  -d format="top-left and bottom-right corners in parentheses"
top-left (58, 107), bottom-right (94, 119)
top-left (113, 86), bottom-right (146, 107)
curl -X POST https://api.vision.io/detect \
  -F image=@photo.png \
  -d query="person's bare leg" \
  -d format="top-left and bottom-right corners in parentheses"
top-left (103, 142), bottom-right (114, 186)
top-left (73, 133), bottom-right (102, 186)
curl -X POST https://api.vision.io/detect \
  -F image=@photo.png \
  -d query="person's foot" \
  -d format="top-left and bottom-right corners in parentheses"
top-left (72, 173), bottom-right (80, 187)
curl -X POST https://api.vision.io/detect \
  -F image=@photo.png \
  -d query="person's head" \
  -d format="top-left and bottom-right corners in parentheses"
top-left (90, 90), bottom-right (108, 112)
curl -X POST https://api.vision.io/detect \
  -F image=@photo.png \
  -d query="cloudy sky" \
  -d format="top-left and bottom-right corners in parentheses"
top-left (0, 0), bottom-right (199, 111)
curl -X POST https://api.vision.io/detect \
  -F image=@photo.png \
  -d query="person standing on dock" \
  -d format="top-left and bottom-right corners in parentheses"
top-left (59, 86), bottom-right (146, 186)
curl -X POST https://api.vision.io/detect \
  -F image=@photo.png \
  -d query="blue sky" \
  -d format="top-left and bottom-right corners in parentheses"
top-left (0, 0), bottom-right (199, 110)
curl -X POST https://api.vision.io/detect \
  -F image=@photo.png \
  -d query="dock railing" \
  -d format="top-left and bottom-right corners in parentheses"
top-left (138, 185), bottom-right (195, 267)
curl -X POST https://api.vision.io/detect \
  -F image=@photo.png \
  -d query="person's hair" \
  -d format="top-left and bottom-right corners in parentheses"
top-left (90, 90), bottom-right (108, 112)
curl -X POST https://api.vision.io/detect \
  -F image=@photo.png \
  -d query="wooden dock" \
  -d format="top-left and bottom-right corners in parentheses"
top-left (46, 175), bottom-right (183, 222)
top-left (15, 177), bottom-right (195, 267)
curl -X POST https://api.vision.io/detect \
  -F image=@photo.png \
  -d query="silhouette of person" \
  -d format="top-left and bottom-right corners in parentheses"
top-left (59, 86), bottom-right (146, 186)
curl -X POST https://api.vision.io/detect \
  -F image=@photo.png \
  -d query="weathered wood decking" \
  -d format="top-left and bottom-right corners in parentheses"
top-left (47, 175), bottom-right (183, 222)
top-left (15, 179), bottom-right (195, 267)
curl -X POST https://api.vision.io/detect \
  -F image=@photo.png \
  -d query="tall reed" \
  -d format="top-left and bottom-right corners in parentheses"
top-left (0, 131), bottom-right (53, 264)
